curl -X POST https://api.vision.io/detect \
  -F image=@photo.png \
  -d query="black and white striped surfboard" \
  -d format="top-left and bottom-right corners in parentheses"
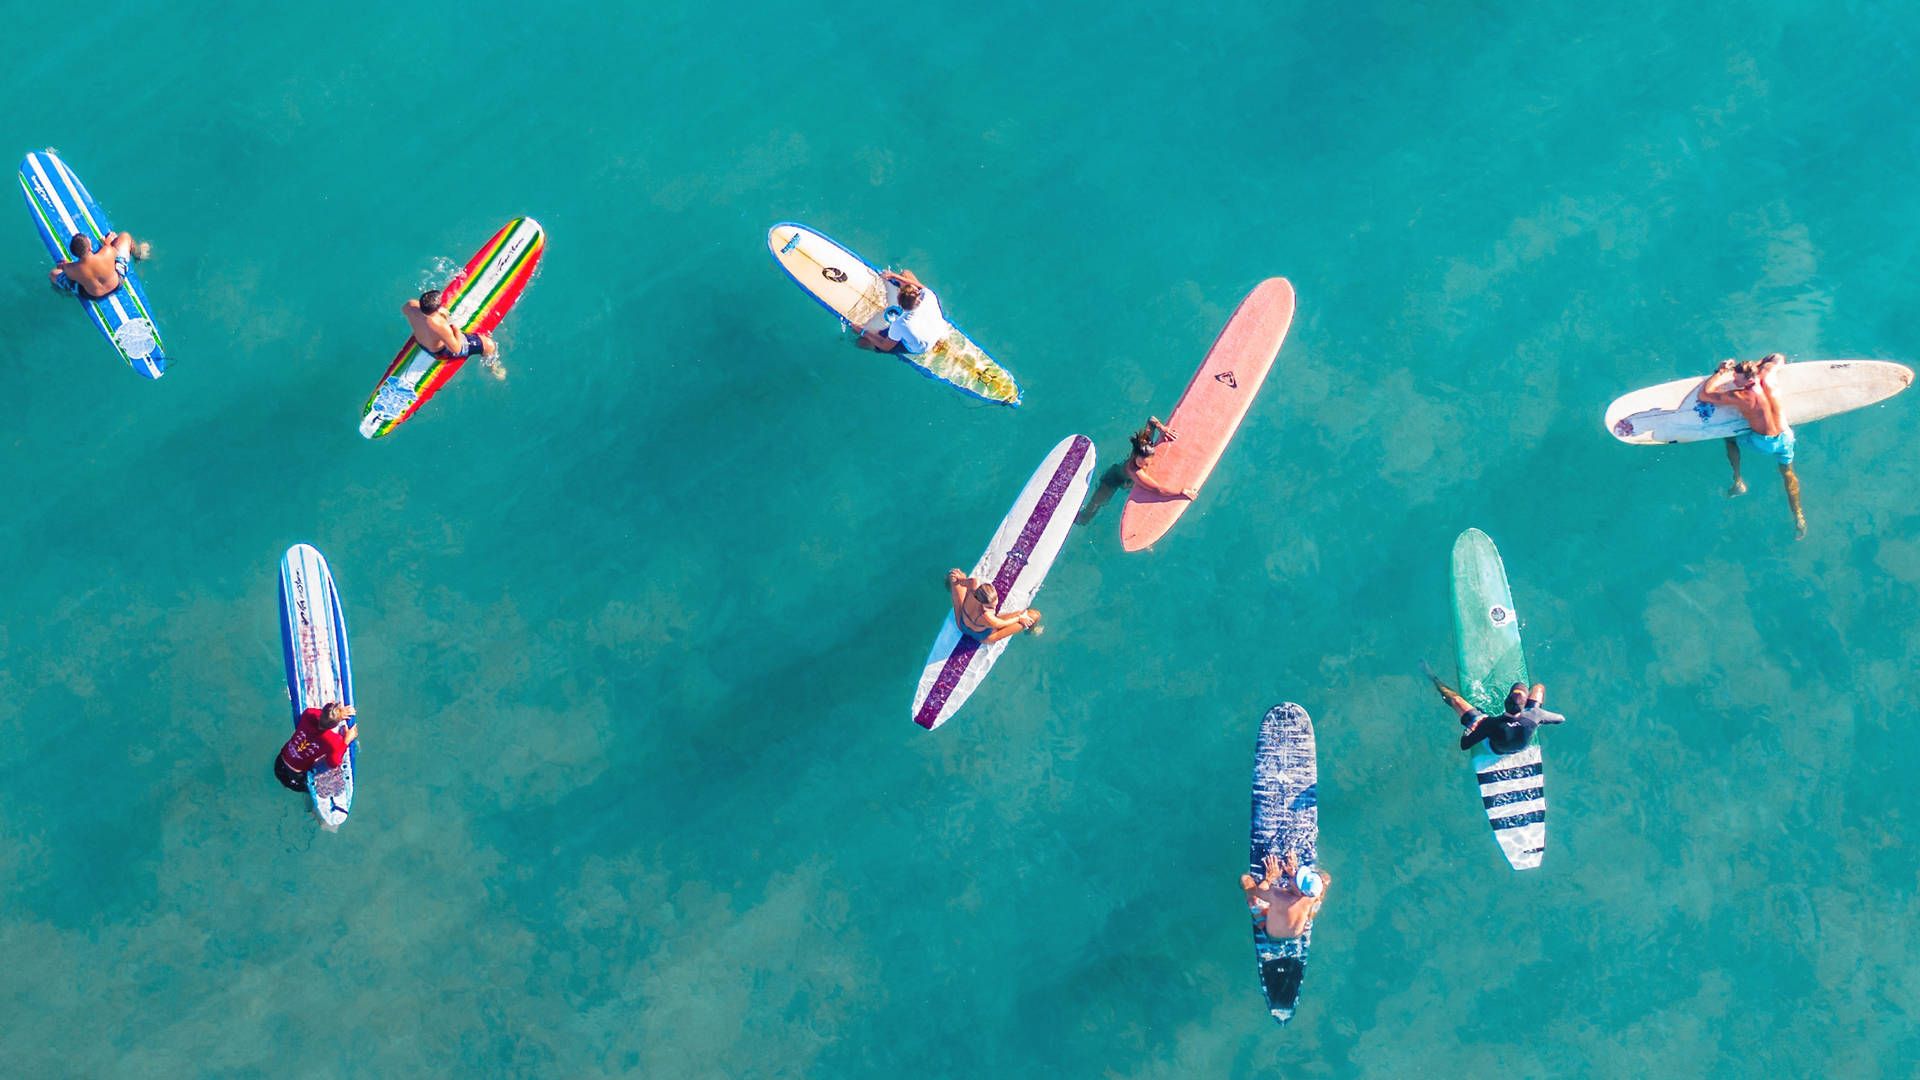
top-left (1473, 745), bottom-right (1545, 870)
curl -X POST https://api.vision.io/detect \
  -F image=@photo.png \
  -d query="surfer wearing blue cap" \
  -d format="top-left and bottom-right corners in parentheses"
top-left (1429, 676), bottom-right (1565, 755)
top-left (1242, 852), bottom-right (1330, 939)
top-left (945, 569), bottom-right (1040, 644)
top-left (1700, 353), bottom-right (1806, 539)
top-left (49, 231), bottom-right (148, 299)
top-left (857, 269), bottom-right (952, 354)
top-left (404, 289), bottom-right (503, 378)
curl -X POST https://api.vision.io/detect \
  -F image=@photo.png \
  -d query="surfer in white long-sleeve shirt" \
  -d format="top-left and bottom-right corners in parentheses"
top-left (858, 268), bottom-right (952, 354)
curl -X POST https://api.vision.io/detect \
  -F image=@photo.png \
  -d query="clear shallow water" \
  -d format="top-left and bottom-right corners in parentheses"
top-left (3, 1), bottom-right (1920, 1075)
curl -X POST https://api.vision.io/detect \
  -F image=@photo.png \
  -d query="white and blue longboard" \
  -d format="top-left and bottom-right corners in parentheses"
top-left (1249, 702), bottom-right (1318, 1024)
top-left (17, 150), bottom-right (167, 378)
top-left (277, 544), bottom-right (356, 829)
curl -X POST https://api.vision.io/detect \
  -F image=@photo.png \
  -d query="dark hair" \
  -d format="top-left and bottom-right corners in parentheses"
top-left (972, 583), bottom-right (996, 605)
top-left (1733, 360), bottom-right (1759, 378)
top-left (1504, 685), bottom-right (1528, 714)
top-left (68, 234), bottom-right (90, 257)
top-left (897, 282), bottom-right (923, 311)
top-left (420, 289), bottom-right (443, 315)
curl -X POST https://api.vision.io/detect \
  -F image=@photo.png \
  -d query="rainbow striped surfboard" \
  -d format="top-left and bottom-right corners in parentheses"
top-left (359, 217), bottom-right (545, 438)
top-left (17, 150), bottom-right (168, 378)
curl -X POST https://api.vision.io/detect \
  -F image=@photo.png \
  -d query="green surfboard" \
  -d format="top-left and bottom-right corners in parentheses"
top-left (1449, 528), bottom-right (1546, 870)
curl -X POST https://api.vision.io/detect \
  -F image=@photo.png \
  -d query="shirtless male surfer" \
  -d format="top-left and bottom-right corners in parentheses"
top-left (1242, 852), bottom-right (1330, 940)
top-left (49, 231), bottom-right (149, 299)
top-left (1699, 353), bottom-right (1806, 538)
top-left (403, 289), bottom-right (504, 379)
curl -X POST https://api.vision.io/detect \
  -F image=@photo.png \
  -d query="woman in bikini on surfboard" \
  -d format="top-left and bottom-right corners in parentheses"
top-left (944, 570), bottom-right (1041, 644)
top-left (1077, 417), bottom-right (1197, 524)
top-left (403, 289), bottom-right (505, 379)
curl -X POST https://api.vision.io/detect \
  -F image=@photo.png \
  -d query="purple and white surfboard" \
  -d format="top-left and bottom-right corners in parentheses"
top-left (912, 434), bottom-right (1096, 730)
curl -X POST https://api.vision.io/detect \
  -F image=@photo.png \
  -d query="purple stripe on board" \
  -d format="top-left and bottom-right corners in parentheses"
top-left (914, 436), bottom-right (1091, 729)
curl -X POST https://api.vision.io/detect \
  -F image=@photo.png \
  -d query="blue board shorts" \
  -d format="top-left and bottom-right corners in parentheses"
top-left (1738, 426), bottom-right (1796, 466)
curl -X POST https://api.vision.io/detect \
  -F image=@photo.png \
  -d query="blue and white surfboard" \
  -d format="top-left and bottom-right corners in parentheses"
top-left (17, 150), bottom-right (168, 378)
top-left (277, 544), bottom-right (357, 830)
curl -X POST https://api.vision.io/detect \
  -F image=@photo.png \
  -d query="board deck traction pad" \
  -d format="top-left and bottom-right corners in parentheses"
top-left (1249, 703), bottom-right (1317, 1024)
top-left (766, 222), bottom-right (1021, 406)
top-left (1451, 528), bottom-right (1546, 870)
top-left (360, 217), bottom-right (545, 438)
top-left (16, 150), bottom-right (168, 377)
top-left (278, 544), bottom-right (357, 830)
top-left (911, 435), bottom-right (1095, 730)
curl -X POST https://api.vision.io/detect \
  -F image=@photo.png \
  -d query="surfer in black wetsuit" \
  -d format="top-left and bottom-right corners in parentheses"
top-left (1428, 676), bottom-right (1566, 755)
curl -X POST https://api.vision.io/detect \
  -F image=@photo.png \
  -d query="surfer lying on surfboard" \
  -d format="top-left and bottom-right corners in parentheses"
top-left (405, 290), bottom-right (504, 379)
top-left (1242, 852), bottom-right (1330, 939)
top-left (1428, 674), bottom-right (1565, 755)
top-left (274, 702), bottom-right (357, 793)
top-left (1700, 354), bottom-right (1806, 539)
top-left (945, 568), bottom-right (1041, 644)
top-left (856, 269), bottom-right (951, 355)
top-left (49, 231), bottom-right (149, 299)
top-left (1077, 418), bottom-right (1195, 524)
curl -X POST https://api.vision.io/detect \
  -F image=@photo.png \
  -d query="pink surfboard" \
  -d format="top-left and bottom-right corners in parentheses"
top-left (1120, 278), bottom-right (1295, 552)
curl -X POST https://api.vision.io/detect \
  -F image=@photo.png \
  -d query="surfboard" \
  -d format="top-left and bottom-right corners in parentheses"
top-left (1605, 359), bottom-right (1912, 444)
top-left (767, 222), bottom-right (1021, 406)
top-left (911, 434), bottom-right (1095, 730)
top-left (1248, 702), bottom-right (1318, 1025)
top-left (1450, 528), bottom-right (1544, 870)
top-left (16, 150), bottom-right (168, 378)
top-left (1119, 278), bottom-right (1294, 552)
top-left (277, 544), bottom-right (357, 830)
top-left (359, 217), bottom-right (546, 438)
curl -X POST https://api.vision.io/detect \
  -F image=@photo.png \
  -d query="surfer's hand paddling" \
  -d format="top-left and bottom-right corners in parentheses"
top-left (946, 569), bottom-right (1040, 644)
top-left (1699, 353), bottom-right (1806, 538)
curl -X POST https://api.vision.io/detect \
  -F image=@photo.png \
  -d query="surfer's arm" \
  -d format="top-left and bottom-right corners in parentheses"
top-left (1131, 467), bottom-right (1193, 499)
top-left (1459, 715), bottom-right (1494, 750)
top-left (1699, 367), bottom-right (1739, 403)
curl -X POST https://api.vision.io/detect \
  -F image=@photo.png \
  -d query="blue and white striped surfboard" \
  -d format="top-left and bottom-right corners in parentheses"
top-left (16, 150), bottom-right (168, 378)
top-left (277, 544), bottom-right (357, 830)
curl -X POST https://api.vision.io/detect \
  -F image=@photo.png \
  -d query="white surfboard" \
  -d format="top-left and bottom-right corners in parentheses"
top-left (911, 435), bottom-right (1096, 730)
top-left (277, 544), bottom-right (357, 830)
top-left (1606, 360), bottom-right (1912, 444)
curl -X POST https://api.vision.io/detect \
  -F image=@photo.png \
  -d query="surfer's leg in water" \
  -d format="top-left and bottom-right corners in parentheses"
top-left (1075, 463), bottom-right (1130, 526)
top-left (1782, 465), bottom-right (1807, 540)
top-left (272, 756), bottom-right (308, 793)
top-left (1426, 672), bottom-right (1477, 721)
top-left (1724, 437), bottom-right (1746, 497)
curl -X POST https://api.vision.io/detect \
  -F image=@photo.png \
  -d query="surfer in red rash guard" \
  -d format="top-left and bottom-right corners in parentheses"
top-left (1699, 353), bottom-right (1806, 539)
top-left (274, 702), bottom-right (357, 793)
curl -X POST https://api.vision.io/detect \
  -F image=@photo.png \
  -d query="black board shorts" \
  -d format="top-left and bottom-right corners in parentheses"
top-left (273, 755), bottom-right (309, 794)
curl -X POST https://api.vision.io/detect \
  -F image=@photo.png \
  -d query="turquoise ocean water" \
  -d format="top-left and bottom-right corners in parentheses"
top-left (5, 2), bottom-right (1920, 1075)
